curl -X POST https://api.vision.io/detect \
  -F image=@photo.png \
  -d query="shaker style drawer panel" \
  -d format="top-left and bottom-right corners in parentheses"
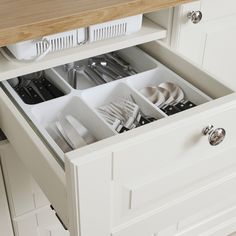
top-left (112, 105), bottom-right (236, 213)
top-left (0, 144), bottom-right (49, 217)
top-left (13, 206), bottom-right (69, 236)
top-left (111, 112), bottom-right (236, 226)
top-left (0, 41), bottom-right (235, 236)
top-left (111, 172), bottom-right (236, 236)
top-left (119, 147), bottom-right (236, 212)
top-left (177, 206), bottom-right (236, 236)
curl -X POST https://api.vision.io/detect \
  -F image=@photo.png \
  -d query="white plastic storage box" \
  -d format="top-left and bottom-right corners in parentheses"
top-left (6, 28), bottom-right (87, 61)
top-left (89, 14), bottom-right (143, 42)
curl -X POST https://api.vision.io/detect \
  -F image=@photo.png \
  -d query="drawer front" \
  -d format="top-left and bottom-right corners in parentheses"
top-left (0, 144), bottom-right (49, 217)
top-left (13, 206), bottom-right (69, 236)
top-left (0, 158), bottom-right (14, 236)
top-left (111, 101), bottom-right (236, 226)
top-left (177, 206), bottom-right (236, 236)
top-left (111, 173), bottom-right (236, 236)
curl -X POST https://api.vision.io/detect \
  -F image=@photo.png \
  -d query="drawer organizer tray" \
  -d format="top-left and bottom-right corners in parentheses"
top-left (2, 47), bottom-right (212, 165)
top-left (5, 15), bottom-right (142, 61)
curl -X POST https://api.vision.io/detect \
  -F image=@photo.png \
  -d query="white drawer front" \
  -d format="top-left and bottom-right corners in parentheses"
top-left (1, 144), bottom-right (49, 217)
top-left (13, 206), bottom-right (69, 236)
top-left (112, 106), bottom-right (236, 216)
top-left (111, 173), bottom-right (236, 236)
top-left (177, 206), bottom-right (236, 236)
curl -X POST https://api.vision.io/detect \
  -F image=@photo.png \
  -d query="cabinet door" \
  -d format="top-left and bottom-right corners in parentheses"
top-left (176, 206), bottom-right (236, 236)
top-left (172, 0), bottom-right (236, 89)
top-left (0, 144), bottom-right (49, 217)
top-left (0, 157), bottom-right (14, 236)
top-left (13, 206), bottom-right (69, 236)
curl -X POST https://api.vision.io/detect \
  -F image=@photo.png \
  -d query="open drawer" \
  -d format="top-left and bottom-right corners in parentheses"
top-left (0, 42), bottom-right (236, 236)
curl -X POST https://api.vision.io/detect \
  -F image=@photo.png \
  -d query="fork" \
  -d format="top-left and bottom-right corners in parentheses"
top-left (117, 97), bottom-right (149, 126)
top-left (97, 106), bottom-right (132, 132)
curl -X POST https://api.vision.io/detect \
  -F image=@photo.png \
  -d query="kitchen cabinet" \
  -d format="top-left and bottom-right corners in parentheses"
top-left (171, 0), bottom-right (236, 89)
top-left (0, 154), bottom-right (14, 236)
top-left (1, 1), bottom-right (236, 236)
top-left (0, 143), bottom-right (69, 236)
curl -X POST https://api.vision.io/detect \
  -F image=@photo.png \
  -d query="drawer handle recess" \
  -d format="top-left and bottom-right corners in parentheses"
top-left (203, 125), bottom-right (226, 146)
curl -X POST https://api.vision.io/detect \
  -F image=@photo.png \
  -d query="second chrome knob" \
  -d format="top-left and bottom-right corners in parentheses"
top-left (187, 11), bottom-right (203, 24)
top-left (203, 125), bottom-right (226, 146)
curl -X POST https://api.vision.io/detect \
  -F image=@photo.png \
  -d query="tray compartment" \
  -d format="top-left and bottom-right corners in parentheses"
top-left (4, 68), bottom-right (72, 106)
top-left (81, 82), bottom-right (165, 133)
top-left (127, 65), bottom-right (212, 115)
top-left (53, 46), bottom-right (158, 90)
top-left (30, 95), bottom-right (115, 159)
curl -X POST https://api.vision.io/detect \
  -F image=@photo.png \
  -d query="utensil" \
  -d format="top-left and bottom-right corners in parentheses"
top-left (158, 82), bottom-right (184, 103)
top-left (89, 60), bottom-right (120, 82)
top-left (60, 118), bottom-right (87, 149)
top-left (158, 82), bottom-right (196, 112)
top-left (46, 124), bottom-right (72, 153)
top-left (66, 115), bottom-right (96, 144)
top-left (56, 121), bottom-right (74, 149)
top-left (139, 86), bottom-right (166, 107)
top-left (106, 52), bottom-right (137, 74)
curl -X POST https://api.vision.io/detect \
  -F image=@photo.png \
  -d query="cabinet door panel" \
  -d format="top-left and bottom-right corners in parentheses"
top-left (173, 0), bottom-right (236, 87)
top-left (177, 206), bottom-right (236, 236)
top-left (201, 0), bottom-right (236, 21)
top-left (202, 25), bottom-right (236, 89)
top-left (0, 160), bottom-right (14, 236)
top-left (1, 145), bottom-right (49, 217)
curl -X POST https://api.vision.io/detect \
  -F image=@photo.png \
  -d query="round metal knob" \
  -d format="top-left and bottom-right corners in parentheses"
top-left (203, 125), bottom-right (226, 146)
top-left (187, 11), bottom-right (203, 24)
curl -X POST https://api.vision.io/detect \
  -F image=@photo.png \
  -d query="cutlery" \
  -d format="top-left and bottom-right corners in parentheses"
top-left (66, 115), bottom-right (97, 144)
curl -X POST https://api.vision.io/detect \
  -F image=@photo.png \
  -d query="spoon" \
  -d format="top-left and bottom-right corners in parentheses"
top-left (139, 86), bottom-right (172, 107)
top-left (158, 82), bottom-right (184, 103)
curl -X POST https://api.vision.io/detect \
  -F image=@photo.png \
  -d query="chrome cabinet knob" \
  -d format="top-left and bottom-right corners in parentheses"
top-left (203, 125), bottom-right (226, 146)
top-left (187, 11), bottom-right (203, 24)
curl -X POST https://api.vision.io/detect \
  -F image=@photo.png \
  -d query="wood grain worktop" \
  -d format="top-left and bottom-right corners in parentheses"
top-left (0, 0), bottom-right (194, 47)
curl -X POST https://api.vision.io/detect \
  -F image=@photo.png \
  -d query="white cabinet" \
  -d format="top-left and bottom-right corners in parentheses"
top-left (172, 0), bottom-right (236, 89)
top-left (13, 206), bottom-right (69, 236)
top-left (0, 8), bottom-right (236, 236)
top-left (0, 143), bottom-right (68, 236)
top-left (0, 144), bottom-right (49, 217)
top-left (0, 156), bottom-right (14, 236)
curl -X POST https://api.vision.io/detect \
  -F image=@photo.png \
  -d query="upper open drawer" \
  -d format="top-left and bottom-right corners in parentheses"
top-left (0, 41), bottom-right (235, 236)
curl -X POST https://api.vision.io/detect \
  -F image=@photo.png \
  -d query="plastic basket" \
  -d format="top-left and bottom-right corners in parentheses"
top-left (6, 28), bottom-right (86, 61)
top-left (89, 14), bottom-right (143, 42)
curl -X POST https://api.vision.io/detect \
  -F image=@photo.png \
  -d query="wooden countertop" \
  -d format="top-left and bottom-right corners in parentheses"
top-left (0, 0), bottom-right (193, 47)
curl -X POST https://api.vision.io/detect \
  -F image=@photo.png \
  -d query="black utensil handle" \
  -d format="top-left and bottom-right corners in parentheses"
top-left (41, 78), bottom-right (64, 98)
top-left (33, 80), bottom-right (54, 101)
top-left (117, 126), bottom-right (130, 133)
top-left (161, 105), bottom-right (180, 116)
top-left (175, 101), bottom-right (196, 111)
top-left (136, 113), bottom-right (151, 126)
top-left (27, 87), bottom-right (44, 104)
top-left (15, 87), bottom-right (35, 104)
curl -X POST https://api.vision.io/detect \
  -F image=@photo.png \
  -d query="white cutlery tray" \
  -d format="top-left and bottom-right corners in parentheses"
top-left (2, 46), bottom-right (212, 165)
